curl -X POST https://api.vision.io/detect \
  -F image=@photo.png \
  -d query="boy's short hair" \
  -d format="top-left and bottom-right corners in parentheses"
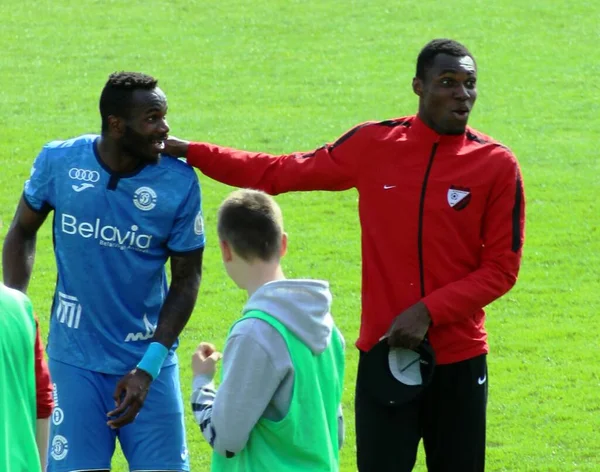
top-left (217, 189), bottom-right (284, 262)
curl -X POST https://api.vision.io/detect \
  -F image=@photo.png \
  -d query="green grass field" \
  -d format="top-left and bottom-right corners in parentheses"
top-left (1, 0), bottom-right (599, 470)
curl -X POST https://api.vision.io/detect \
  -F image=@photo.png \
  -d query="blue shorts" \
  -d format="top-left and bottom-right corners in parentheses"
top-left (47, 359), bottom-right (190, 472)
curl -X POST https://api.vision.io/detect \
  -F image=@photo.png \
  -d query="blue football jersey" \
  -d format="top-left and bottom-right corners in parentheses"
top-left (24, 135), bottom-right (206, 374)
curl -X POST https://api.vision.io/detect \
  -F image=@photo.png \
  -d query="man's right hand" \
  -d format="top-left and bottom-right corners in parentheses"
top-left (386, 301), bottom-right (431, 350)
top-left (164, 136), bottom-right (190, 158)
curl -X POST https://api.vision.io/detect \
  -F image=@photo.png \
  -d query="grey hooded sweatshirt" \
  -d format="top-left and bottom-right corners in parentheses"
top-left (191, 279), bottom-right (345, 458)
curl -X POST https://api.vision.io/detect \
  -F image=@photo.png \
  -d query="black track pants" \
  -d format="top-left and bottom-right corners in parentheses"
top-left (355, 353), bottom-right (488, 472)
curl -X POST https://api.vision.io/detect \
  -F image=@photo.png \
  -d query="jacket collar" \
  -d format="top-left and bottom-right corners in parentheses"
top-left (411, 115), bottom-right (468, 147)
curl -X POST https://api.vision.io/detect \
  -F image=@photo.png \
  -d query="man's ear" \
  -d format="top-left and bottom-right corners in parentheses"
top-left (107, 115), bottom-right (125, 138)
top-left (219, 239), bottom-right (233, 263)
top-left (412, 77), bottom-right (423, 97)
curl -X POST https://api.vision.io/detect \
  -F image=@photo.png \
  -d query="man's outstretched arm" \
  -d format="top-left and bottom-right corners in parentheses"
top-left (164, 123), bottom-right (373, 195)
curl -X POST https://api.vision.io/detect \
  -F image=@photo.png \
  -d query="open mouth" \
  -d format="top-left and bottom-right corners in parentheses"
top-left (151, 137), bottom-right (166, 153)
top-left (452, 108), bottom-right (470, 121)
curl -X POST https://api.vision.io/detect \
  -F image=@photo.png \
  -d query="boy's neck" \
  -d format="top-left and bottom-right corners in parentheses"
top-left (244, 263), bottom-right (286, 296)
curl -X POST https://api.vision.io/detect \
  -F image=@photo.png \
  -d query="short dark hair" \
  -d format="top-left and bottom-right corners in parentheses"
top-left (217, 189), bottom-right (284, 262)
top-left (415, 39), bottom-right (473, 80)
top-left (99, 71), bottom-right (158, 133)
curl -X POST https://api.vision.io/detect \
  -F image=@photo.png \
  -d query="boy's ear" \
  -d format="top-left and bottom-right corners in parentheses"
top-left (280, 232), bottom-right (288, 258)
top-left (219, 239), bottom-right (233, 262)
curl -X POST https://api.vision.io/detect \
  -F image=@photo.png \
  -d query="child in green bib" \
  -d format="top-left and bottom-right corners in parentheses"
top-left (190, 189), bottom-right (345, 471)
top-left (0, 284), bottom-right (42, 472)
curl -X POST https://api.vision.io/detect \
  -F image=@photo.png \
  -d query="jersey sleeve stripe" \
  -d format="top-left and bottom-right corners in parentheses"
top-left (330, 119), bottom-right (411, 151)
top-left (511, 175), bottom-right (524, 252)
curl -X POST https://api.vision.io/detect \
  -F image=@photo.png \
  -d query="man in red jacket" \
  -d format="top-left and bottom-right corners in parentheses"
top-left (165, 38), bottom-right (525, 471)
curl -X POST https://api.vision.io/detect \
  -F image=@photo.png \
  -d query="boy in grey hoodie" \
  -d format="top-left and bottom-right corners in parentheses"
top-left (190, 189), bottom-right (345, 471)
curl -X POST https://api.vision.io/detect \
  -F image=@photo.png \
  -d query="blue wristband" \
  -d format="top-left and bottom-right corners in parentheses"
top-left (137, 342), bottom-right (169, 380)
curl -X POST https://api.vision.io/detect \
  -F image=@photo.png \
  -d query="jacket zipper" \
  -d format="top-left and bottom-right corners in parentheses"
top-left (417, 142), bottom-right (439, 298)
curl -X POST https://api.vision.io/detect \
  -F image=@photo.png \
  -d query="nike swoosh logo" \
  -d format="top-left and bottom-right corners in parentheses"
top-left (383, 185), bottom-right (396, 190)
top-left (72, 183), bottom-right (94, 192)
top-left (478, 375), bottom-right (487, 385)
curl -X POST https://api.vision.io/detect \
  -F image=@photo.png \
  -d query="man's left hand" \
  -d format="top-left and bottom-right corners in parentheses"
top-left (386, 301), bottom-right (431, 349)
top-left (107, 368), bottom-right (152, 429)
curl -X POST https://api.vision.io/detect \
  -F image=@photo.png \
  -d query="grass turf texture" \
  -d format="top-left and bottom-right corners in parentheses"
top-left (1, 1), bottom-right (598, 470)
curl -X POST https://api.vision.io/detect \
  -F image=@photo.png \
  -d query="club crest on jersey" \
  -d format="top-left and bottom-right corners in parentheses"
top-left (447, 186), bottom-right (471, 211)
top-left (133, 186), bottom-right (157, 211)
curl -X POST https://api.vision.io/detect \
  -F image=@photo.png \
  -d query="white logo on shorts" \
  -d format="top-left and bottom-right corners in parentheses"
top-left (51, 435), bottom-right (69, 461)
top-left (52, 383), bottom-right (59, 405)
top-left (133, 186), bottom-right (157, 211)
top-left (194, 211), bottom-right (204, 236)
top-left (52, 407), bottom-right (64, 426)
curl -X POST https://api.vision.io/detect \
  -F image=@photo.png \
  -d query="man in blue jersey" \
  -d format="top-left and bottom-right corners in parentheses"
top-left (2, 72), bottom-right (205, 472)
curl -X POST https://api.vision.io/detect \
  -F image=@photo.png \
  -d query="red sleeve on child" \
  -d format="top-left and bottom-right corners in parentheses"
top-left (34, 316), bottom-right (54, 418)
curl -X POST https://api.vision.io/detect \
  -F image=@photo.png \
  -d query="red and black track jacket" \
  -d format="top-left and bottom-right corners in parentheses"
top-left (186, 115), bottom-right (526, 365)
